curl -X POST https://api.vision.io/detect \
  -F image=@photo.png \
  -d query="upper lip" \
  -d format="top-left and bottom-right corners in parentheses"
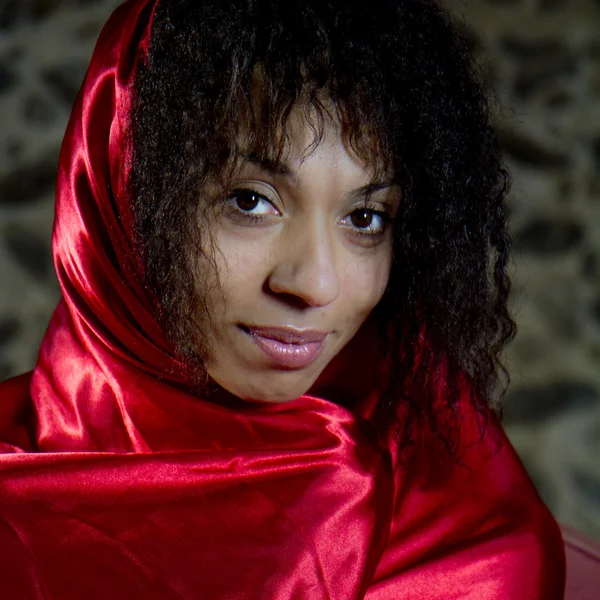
top-left (241, 325), bottom-right (329, 344)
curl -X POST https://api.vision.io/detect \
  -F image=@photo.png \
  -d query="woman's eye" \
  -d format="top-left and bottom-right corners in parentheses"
top-left (350, 209), bottom-right (374, 229)
top-left (227, 189), bottom-right (279, 217)
top-left (345, 208), bottom-right (390, 235)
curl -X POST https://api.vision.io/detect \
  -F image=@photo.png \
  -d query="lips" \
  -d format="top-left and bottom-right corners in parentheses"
top-left (240, 325), bottom-right (329, 369)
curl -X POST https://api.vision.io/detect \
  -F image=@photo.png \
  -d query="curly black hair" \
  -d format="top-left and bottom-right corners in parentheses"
top-left (131, 0), bottom-right (515, 454)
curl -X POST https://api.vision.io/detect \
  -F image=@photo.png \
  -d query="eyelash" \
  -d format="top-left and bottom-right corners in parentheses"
top-left (226, 189), bottom-right (279, 221)
top-left (225, 188), bottom-right (393, 238)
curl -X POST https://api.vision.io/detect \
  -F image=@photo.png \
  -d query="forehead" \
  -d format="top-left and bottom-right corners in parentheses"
top-left (236, 99), bottom-right (390, 183)
top-left (222, 62), bottom-right (394, 185)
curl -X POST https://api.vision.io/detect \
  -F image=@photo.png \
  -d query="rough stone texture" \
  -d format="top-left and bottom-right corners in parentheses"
top-left (0, 0), bottom-right (598, 541)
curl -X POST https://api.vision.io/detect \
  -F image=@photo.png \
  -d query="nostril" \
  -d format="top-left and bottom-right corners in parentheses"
top-left (262, 281), bottom-right (316, 309)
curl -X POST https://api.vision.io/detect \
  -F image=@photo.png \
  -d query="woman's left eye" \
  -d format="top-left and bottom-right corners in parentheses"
top-left (227, 188), bottom-right (279, 217)
top-left (343, 208), bottom-right (390, 235)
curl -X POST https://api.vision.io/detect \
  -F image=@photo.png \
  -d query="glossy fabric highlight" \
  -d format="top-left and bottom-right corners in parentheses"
top-left (0, 0), bottom-right (565, 597)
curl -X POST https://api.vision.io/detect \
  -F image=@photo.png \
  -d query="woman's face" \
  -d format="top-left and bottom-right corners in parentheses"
top-left (201, 112), bottom-right (399, 402)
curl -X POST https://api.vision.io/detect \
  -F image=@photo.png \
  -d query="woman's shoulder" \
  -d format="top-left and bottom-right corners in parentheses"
top-left (369, 403), bottom-right (566, 599)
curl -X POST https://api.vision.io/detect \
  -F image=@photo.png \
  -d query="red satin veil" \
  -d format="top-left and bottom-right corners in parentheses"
top-left (0, 1), bottom-right (565, 597)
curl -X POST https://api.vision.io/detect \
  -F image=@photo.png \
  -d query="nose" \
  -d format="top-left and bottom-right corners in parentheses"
top-left (266, 221), bottom-right (340, 308)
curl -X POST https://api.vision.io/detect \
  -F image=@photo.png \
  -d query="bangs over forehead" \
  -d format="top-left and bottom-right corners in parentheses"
top-left (217, 64), bottom-right (394, 189)
top-left (148, 0), bottom-right (400, 193)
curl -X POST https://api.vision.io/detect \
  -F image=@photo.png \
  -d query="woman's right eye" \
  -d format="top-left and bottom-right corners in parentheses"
top-left (226, 188), bottom-right (279, 218)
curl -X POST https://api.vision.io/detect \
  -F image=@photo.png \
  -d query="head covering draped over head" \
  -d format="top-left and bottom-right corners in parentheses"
top-left (0, 1), bottom-right (564, 597)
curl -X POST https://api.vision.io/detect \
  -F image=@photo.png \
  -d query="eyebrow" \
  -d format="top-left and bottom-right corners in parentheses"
top-left (245, 152), bottom-right (394, 200)
top-left (246, 153), bottom-right (299, 186)
top-left (346, 182), bottom-right (394, 201)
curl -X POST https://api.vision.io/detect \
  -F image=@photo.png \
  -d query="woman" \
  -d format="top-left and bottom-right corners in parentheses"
top-left (0, 0), bottom-right (565, 597)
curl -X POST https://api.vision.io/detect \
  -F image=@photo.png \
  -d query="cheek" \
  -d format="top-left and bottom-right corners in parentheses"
top-left (342, 253), bottom-right (392, 316)
top-left (209, 234), bottom-right (271, 314)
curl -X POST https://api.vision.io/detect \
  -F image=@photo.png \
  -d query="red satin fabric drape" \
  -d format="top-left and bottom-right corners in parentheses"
top-left (0, 0), bottom-right (565, 597)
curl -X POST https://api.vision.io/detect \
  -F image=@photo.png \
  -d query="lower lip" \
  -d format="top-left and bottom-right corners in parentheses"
top-left (243, 329), bottom-right (325, 369)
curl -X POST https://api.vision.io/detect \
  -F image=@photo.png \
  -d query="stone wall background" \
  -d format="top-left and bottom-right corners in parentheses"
top-left (1, 0), bottom-right (599, 541)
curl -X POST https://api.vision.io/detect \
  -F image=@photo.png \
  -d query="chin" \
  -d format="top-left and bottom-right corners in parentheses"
top-left (222, 369), bottom-right (323, 404)
top-left (243, 382), bottom-right (313, 404)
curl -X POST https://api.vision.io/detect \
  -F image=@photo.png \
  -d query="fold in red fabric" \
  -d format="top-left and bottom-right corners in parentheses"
top-left (0, 0), bottom-right (565, 597)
